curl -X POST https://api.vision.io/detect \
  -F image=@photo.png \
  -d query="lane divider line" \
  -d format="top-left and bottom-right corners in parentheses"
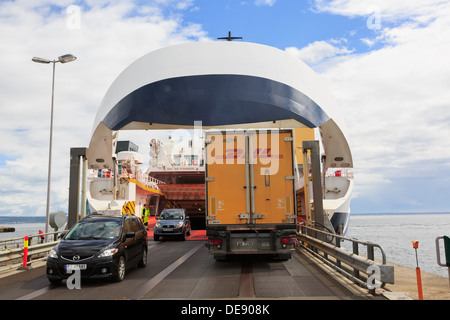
top-left (16, 287), bottom-right (50, 300)
top-left (128, 242), bottom-right (204, 300)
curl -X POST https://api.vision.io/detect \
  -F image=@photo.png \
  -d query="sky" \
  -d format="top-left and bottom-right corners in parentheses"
top-left (0, 0), bottom-right (450, 216)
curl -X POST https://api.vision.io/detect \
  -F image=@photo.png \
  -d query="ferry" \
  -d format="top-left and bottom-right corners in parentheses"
top-left (84, 41), bottom-right (353, 234)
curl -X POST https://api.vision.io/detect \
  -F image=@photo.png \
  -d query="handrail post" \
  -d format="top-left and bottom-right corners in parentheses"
top-left (367, 243), bottom-right (374, 261)
top-left (353, 241), bottom-right (360, 282)
top-left (435, 236), bottom-right (450, 287)
top-left (367, 243), bottom-right (375, 294)
top-left (335, 235), bottom-right (341, 269)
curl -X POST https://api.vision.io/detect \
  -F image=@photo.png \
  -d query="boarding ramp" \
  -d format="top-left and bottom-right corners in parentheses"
top-left (0, 225), bottom-right (395, 298)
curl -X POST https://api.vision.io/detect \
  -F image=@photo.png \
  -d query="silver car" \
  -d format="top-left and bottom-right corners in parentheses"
top-left (153, 209), bottom-right (191, 241)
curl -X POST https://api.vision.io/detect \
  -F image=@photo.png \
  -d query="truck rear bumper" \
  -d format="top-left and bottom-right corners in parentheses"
top-left (206, 225), bottom-right (296, 257)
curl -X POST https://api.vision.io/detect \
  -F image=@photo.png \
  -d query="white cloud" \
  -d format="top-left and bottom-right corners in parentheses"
top-left (313, 0), bottom-right (448, 22)
top-left (286, 39), bottom-right (353, 66)
top-left (254, 0), bottom-right (276, 7)
top-left (0, 0), bottom-right (209, 216)
top-left (2, 0), bottom-right (450, 216)
top-left (360, 38), bottom-right (375, 47)
top-left (306, 1), bottom-right (450, 210)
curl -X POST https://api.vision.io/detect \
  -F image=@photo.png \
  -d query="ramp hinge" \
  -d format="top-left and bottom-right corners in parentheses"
top-left (284, 137), bottom-right (294, 142)
top-left (205, 177), bottom-right (215, 182)
top-left (285, 176), bottom-right (295, 180)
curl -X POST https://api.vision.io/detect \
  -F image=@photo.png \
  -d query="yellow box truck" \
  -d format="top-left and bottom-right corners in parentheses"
top-left (205, 129), bottom-right (297, 260)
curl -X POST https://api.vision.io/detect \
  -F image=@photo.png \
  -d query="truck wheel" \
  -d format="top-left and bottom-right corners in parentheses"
top-left (214, 255), bottom-right (227, 261)
top-left (276, 253), bottom-right (291, 261)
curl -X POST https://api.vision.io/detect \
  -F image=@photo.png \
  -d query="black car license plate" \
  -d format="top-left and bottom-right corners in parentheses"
top-left (64, 264), bottom-right (87, 272)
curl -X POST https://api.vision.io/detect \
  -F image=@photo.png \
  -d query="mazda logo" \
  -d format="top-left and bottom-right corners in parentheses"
top-left (72, 255), bottom-right (80, 261)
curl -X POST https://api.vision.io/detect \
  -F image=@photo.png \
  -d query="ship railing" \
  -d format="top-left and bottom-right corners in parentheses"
top-left (297, 225), bottom-right (394, 294)
top-left (0, 230), bottom-right (65, 273)
top-left (89, 169), bottom-right (114, 179)
top-left (325, 168), bottom-right (354, 178)
top-left (136, 171), bottom-right (165, 188)
top-left (89, 169), bottom-right (165, 190)
top-left (155, 165), bottom-right (205, 171)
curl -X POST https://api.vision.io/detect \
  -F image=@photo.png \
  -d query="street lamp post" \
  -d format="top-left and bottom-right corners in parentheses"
top-left (32, 54), bottom-right (77, 239)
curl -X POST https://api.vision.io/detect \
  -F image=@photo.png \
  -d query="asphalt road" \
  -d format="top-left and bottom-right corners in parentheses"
top-left (0, 238), bottom-right (364, 301)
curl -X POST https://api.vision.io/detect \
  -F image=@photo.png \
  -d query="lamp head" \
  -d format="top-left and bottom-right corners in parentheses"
top-left (32, 57), bottom-right (51, 64)
top-left (58, 54), bottom-right (77, 63)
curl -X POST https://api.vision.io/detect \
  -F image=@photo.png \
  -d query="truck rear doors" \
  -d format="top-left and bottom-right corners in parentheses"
top-left (205, 129), bottom-right (296, 227)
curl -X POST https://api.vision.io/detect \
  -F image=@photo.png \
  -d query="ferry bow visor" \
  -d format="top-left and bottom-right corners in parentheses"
top-left (102, 75), bottom-right (330, 130)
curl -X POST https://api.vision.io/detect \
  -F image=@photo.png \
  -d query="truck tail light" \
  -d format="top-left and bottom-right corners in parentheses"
top-left (281, 237), bottom-right (295, 245)
top-left (209, 239), bottom-right (223, 246)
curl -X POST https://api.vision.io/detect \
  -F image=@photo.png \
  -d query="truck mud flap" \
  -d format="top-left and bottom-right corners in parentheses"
top-left (271, 230), bottom-right (277, 250)
top-left (226, 231), bottom-right (231, 251)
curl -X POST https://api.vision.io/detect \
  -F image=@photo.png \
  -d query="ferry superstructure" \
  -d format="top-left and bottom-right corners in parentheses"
top-left (85, 41), bottom-right (353, 234)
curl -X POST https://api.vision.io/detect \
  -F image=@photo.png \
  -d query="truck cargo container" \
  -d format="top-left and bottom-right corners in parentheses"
top-left (205, 129), bottom-right (297, 260)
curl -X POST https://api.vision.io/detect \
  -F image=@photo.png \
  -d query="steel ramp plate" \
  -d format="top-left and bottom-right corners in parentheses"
top-left (254, 275), bottom-right (307, 298)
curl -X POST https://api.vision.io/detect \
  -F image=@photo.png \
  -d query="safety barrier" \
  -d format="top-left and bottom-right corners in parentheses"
top-left (0, 231), bottom-right (64, 272)
top-left (435, 236), bottom-right (450, 286)
top-left (297, 225), bottom-right (394, 294)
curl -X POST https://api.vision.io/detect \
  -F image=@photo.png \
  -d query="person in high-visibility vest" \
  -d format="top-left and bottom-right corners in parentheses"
top-left (141, 204), bottom-right (150, 227)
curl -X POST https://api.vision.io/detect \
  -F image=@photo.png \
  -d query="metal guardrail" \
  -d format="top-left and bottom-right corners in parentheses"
top-left (297, 225), bottom-right (394, 293)
top-left (435, 236), bottom-right (450, 286)
top-left (0, 231), bottom-right (64, 272)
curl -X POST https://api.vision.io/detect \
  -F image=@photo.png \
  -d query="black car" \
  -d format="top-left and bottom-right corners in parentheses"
top-left (46, 214), bottom-right (147, 285)
top-left (154, 208), bottom-right (191, 241)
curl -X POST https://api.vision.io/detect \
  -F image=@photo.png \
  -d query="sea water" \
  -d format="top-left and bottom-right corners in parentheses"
top-left (342, 213), bottom-right (450, 278)
top-left (0, 216), bottom-right (46, 242)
